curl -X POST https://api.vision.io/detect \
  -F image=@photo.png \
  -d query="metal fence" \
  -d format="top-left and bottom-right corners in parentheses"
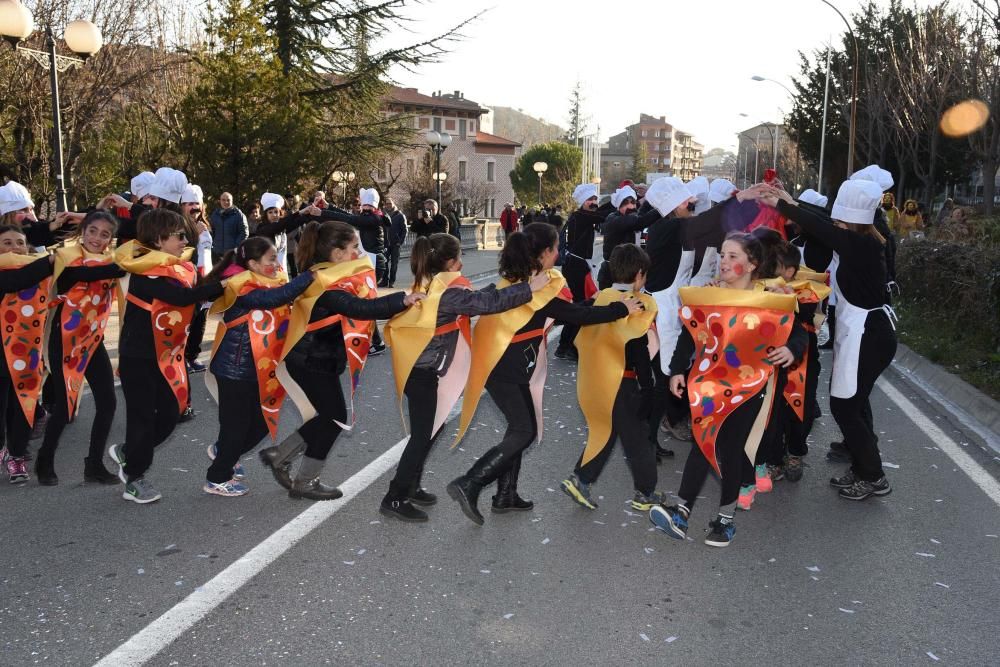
top-left (399, 220), bottom-right (503, 258)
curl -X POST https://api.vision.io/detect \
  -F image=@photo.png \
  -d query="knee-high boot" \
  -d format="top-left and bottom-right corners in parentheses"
top-left (259, 431), bottom-right (306, 489)
top-left (491, 453), bottom-right (533, 513)
top-left (447, 447), bottom-right (506, 526)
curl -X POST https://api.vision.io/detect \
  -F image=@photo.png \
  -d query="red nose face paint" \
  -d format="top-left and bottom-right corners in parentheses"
top-left (732, 263), bottom-right (746, 276)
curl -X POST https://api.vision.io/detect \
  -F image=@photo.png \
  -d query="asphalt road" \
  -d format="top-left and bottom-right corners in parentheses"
top-left (2, 299), bottom-right (999, 665)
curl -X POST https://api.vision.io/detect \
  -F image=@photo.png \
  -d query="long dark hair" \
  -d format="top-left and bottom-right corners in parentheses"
top-left (410, 232), bottom-right (461, 290)
top-left (749, 227), bottom-right (784, 279)
top-left (80, 210), bottom-right (119, 236)
top-left (136, 208), bottom-right (185, 248)
top-left (724, 232), bottom-right (768, 280)
top-left (498, 222), bottom-right (556, 282)
top-left (204, 236), bottom-right (275, 284)
top-left (296, 220), bottom-right (357, 270)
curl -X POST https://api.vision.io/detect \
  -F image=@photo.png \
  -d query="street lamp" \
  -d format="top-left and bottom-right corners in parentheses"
top-left (533, 161), bottom-right (548, 205)
top-left (331, 170), bottom-right (355, 206)
top-left (752, 75), bottom-right (802, 190)
top-left (819, 0), bottom-right (859, 177)
top-left (425, 131), bottom-right (452, 210)
top-left (1, 0), bottom-right (103, 212)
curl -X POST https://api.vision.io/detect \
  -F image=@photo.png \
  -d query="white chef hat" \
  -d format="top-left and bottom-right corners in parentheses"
top-left (146, 167), bottom-right (188, 203)
top-left (359, 188), bottom-right (380, 208)
top-left (181, 183), bottom-right (204, 205)
top-left (130, 171), bottom-right (155, 199)
top-left (610, 185), bottom-right (637, 209)
top-left (797, 189), bottom-right (829, 208)
top-left (260, 192), bottom-right (285, 211)
top-left (645, 177), bottom-right (695, 217)
top-left (850, 164), bottom-right (894, 192)
top-left (687, 176), bottom-right (710, 214)
top-left (0, 181), bottom-right (34, 215)
top-left (708, 178), bottom-right (737, 204)
top-left (572, 183), bottom-right (599, 207)
top-left (831, 179), bottom-right (883, 225)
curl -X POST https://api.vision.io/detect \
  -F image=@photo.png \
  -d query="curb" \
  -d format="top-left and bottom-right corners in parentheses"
top-left (890, 343), bottom-right (1000, 455)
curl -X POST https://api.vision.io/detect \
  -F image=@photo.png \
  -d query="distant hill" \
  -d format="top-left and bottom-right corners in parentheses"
top-left (490, 106), bottom-right (566, 149)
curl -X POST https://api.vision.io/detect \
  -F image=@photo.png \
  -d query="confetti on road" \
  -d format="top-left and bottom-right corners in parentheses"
top-left (930, 539), bottom-right (941, 544)
top-left (665, 636), bottom-right (678, 643)
top-left (934, 582), bottom-right (950, 589)
top-left (806, 566), bottom-right (821, 572)
top-left (838, 608), bottom-right (855, 614)
top-left (644, 547), bottom-right (655, 554)
top-left (915, 552), bottom-right (936, 558)
top-left (343, 561), bottom-right (355, 565)
top-left (927, 651), bottom-right (940, 661)
top-left (137, 569), bottom-right (144, 575)
top-left (883, 462), bottom-right (900, 469)
top-left (639, 633), bottom-right (650, 642)
top-left (541, 538), bottom-right (550, 545)
top-left (170, 468), bottom-right (189, 473)
top-left (480, 570), bottom-right (491, 574)
top-left (768, 558), bottom-right (776, 563)
top-left (503, 613), bottom-right (514, 619)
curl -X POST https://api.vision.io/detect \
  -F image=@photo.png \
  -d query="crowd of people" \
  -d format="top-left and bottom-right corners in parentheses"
top-left (0, 161), bottom-right (899, 548)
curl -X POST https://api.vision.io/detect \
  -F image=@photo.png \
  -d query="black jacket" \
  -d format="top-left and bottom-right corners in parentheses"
top-left (209, 272), bottom-right (313, 381)
top-left (388, 210), bottom-right (408, 247)
top-left (565, 208), bottom-right (605, 259)
top-left (601, 210), bottom-right (656, 261)
top-left (323, 208), bottom-right (388, 260)
top-left (284, 290), bottom-right (407, 374)
top-left (119, 274), bottom-right (224, 360)
top-left (411, 211), bottom-right (448, 237)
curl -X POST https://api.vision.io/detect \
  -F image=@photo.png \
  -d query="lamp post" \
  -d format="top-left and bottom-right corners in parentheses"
top-left (533, 161), bottom-right (548, 205)
top-left (819, 0), bottom-right (858, 177)
top-left (0, 0), bottom-right (103, 212)
top-left (331, 170), bottom-right (355, 206)
top-left (818, 41), bottom-right (832, 194)
top-left (425, 131), bottom-right (452, 211)
top-left (752, 75), bottom-right (803, 190)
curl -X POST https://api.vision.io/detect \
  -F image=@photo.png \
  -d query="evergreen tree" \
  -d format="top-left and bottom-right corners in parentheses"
top-left (565, 80), bottom-right (588, 146)
top-left (630, 141), bottom-right (649, 183)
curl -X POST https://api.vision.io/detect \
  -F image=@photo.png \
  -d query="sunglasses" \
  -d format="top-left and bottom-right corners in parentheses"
top-left (169, 231), bottom-right (188, 239)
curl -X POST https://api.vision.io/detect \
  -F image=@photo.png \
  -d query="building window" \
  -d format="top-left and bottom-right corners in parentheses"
top-left (433, 117), bottom-right (441, 132)
top-left (651, 157), bottom-right (658, 165)
top-left (654, 130), bottom-right (660, 138)
top-left (406, 159), bottom-right (415, 177)
top-left (459, 160), bottom-right (467, 182)
top-left (445, 119), bottom-right (456, 131)
top-left (486, 161), bottom-right (495, 182)
top-left (641, 129), bottom-right (648, 137)
top-left (459, 119), bottom-right (467, 140)
top-left (418, 117), bottom-right (430, 130)
top-left (488, 198), bottom-right (496, 218)
top-left (470, 121), bottom-right (476, 133)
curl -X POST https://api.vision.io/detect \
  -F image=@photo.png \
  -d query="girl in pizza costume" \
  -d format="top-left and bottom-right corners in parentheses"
top-left (379, 232), bottom-right (544, 523)
top-left (650, 234), bottom-right (801, 547)
top-left (111, 208), bottom-right (225, 504)
top-left (259, 221), bottom-right (422, 501)
top-left (762, 180), bottom-right (897, 501)
top-left (443, 225), bottom-right (636, 526)
top-left (35, 212), bottom-right (125, 486)
top-left (0, 226), bottom-right (54, 484)
top-left (201, 237), bottom-right (314, 497)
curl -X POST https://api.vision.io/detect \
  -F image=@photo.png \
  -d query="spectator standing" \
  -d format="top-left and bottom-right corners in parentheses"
top-left (383, 198), bottom-right (407, 287)
top-left (246, 201), bottom-right (262, 234)
top-left (410, 199), bottom-right (448, 238)
top-left (210, 192), bottom-right (249, 263)
top-left (447, 202), bottom-right (462, 241)
top-left (935, 198), bottom-right (955, 226)
top-left (898, 199), bottom-right (924, 237)
top-left (499, 203), bottom-right (519, 242)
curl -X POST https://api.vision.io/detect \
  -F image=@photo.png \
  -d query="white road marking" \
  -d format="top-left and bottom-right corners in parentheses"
top-left (93, 438), bottom-right (408, 667)
top-left (878, 378), bottom-right (1000, 508)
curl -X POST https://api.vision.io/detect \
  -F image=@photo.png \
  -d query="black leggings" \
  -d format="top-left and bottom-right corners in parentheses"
top-left (120, 356), bottom-right (183, 481)
top-left (458, 378), bottom-right (538, 485)
top-left (575, 380), bottom-right (657, 495)
top-left (678, 388), bottom-right (765, 510)
top-left (0, 374), bottom-right (32, 457)
top-left (389, 367), bottom-right (441, 495)
top-left (830, 312), bottom-right (896, 481)
top-left (557, 255), bottom-right (590, 351)
top-left (287, 360), bottom-right (345, 460)
top-left (185, 306), bottom-right (208, 363)
top-left (208, 377), bottom-right (268, 484)
top-left (38, 338), bottom-right (116, 463)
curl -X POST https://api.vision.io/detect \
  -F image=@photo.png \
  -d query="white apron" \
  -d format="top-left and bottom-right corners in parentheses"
top-left (830, 279), bottom-right (896, 399)
top-left (826, 253), bottom-right (840, 307)
top-left (688, 247), bottom-right (719, 287)
top-left (274, 231), bottom-right (289, 274)
top-left (652, 250), bottom-right (695, 373)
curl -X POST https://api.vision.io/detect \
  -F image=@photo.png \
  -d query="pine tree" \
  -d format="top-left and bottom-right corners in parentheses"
top-left (565, 81), bottom-right (588, 146)
top-left (629, 141), bottom-right (649, 183)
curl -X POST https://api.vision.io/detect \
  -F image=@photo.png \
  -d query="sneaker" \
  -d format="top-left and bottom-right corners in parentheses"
top-left (838, 476), bottom-right (891, 501)
top-left (649, 504), bottom-right (688, 539)
top-left (380, 497), bottom-right (429, 522)
top-left (178, 406), bottom-right (195, 423)
top-left (560, 474), bottom-right (597, 510)
top-left (108, 444), bottom-right (127, 484)
top-left (784, 455), bottom-right (804, 482)
top-left (664, 419), bottom-right (694, 442)
top-left (630, 490), bottom-right (668, 511)
top-left (704, 516), bottom-right (736, 547)
top-left (204, 479), bottom-right (249, 497)
top-left (553, 347), bottom-right (578, 361)
top-left (755, 464), bottom-right (773, 493)
top-left (829, 468), bottom-right (859, 489)
top-left (207, 443), bottom-right (217, 460)
top-left (232, 461), bottom-right (246, 480)
top-left (368, 342), bottom-right (386, 357)
top-left (768, 463), bottom-right (785, 482)
top-left (826, 440), bottom-right (851, 463)
top-left (186, 360), bottom-right (207, 374)
top-left (122, 477), bottom-right (162, 504)
top-left (3, 450), bottom-right (29, 484)
top-left (736, 484), bottom-right (756, 511)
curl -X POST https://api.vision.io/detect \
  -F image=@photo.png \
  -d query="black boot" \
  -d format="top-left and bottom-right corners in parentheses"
top-left (491, 454), bottom-right (533, 513)
top-left (288, 455), bottom-right (342, 500)
top-left (260, 432), bottom-right (306, 490)
top-left (380, 480), bottom-right (429, 522)
top-left (35, 453), bottom-right (57, 486)
top-left (447, 448), bottom-right (507, 525)
top-left (409, 472), bottom-right (437, 506)
top-left (84, 457), bottom-right (119, 485)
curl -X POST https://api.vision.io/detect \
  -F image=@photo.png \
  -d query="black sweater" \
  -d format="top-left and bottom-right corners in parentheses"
top-left (778, 200), bottom-right (888, 310)
top-left (565, 209), bottom-right (605, 259)
top-left (118, 274), bottom-right (224, 359)
top-left (490, 297), bottom-right (629, 384)
top-left (601, 210), bottom-right (658, 260)
top-left (284, 290), bottom-right (406, 374)
top-left (0, 256), bottom-right (52, 294)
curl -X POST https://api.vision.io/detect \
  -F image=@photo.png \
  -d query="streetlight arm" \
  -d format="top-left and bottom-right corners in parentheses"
top-left (819, 0), bottom-right (859, 176)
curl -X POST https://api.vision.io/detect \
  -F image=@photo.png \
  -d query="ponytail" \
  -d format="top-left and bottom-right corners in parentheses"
top-left (410, 232), bottom-right (460, 290)
top-left (203, 236), bottom-right (276, 284)
top-left (499, 222), bottom-right (556, 282)
top-left (204, 250), bottom-right (237, 284)
top-left (295, 220), bottom-right (357, 270)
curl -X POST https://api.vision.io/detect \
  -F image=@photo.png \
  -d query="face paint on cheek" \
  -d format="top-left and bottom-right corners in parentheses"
top-left (732, 264), bottom-right (745, 277)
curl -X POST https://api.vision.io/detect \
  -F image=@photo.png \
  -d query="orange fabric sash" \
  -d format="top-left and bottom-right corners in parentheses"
top-left (0, 259), bottom-right (51, 426)
top-left (679, 287), bottom-right (797, 475)
top-left (781, 282), bottom-right (825, 421)
top-left (125, 263), bottom-right (198, 414)
top-left (54, 254), bottom-right (117, 418)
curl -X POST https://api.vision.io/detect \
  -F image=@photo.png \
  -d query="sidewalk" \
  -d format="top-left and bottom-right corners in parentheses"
top-left (99, 247), bottom-right (505, 355)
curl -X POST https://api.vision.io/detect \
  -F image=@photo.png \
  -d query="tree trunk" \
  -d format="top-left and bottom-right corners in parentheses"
top-left (925, 127), bottom-right (940, 210)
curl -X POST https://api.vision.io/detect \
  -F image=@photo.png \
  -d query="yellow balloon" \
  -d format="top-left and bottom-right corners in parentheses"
top-left (940, 100), bottom-right (990, 138)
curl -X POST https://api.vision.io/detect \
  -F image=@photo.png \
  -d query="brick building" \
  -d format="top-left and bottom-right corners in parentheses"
top-left (379, 87), bottom-right (521, 220)
top-left (600, 114), bottom-right (704, 185)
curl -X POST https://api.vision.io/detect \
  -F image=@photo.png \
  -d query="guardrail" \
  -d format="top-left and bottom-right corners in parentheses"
top-left (399, 219), bottom-right (504, 258)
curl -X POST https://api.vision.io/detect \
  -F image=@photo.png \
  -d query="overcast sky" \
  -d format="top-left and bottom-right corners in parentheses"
top-left (390, 0), bottom-right (977, 151)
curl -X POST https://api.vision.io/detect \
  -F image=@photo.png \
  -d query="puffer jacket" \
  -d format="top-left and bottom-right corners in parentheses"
top-left (210, 207), bottom-right (249, 255)
top-left (209, 272), bottom-right (314, 381)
